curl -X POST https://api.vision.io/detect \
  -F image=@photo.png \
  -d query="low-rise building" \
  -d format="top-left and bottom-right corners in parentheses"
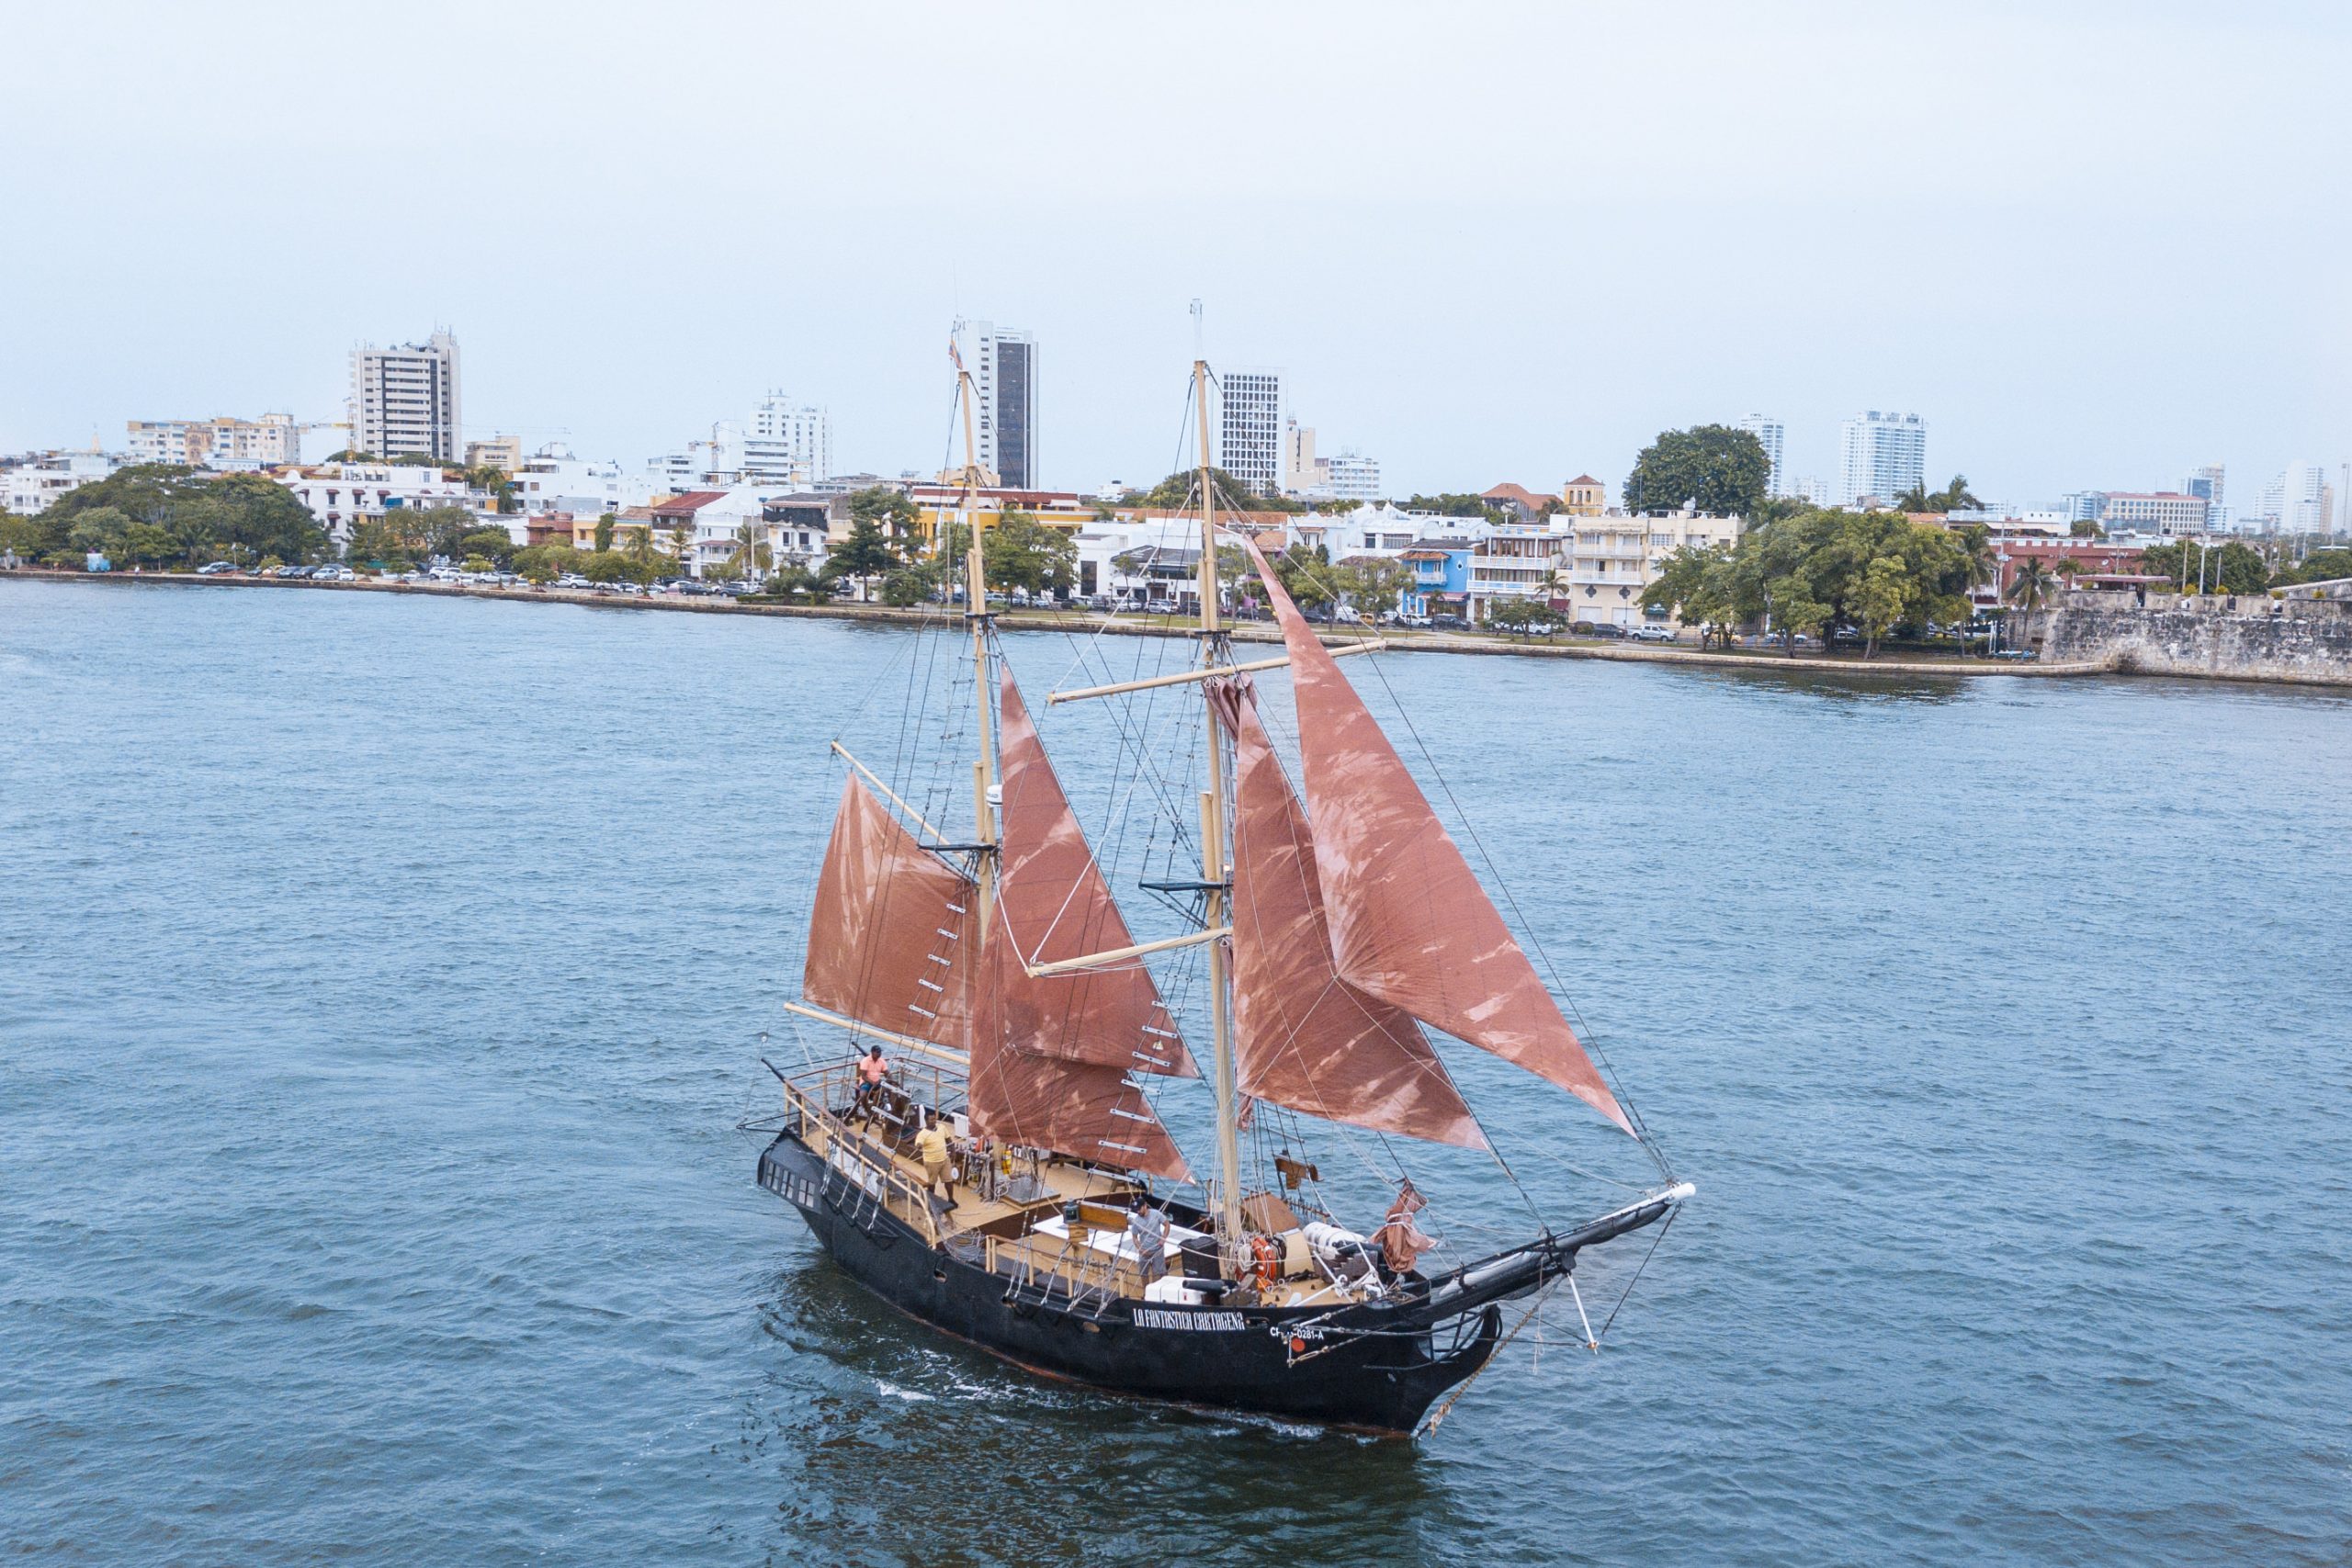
top-left (2099, 491), bottom-right (2209, 536)
top-left (277, 463), bottom-right (483, 543)
top-left (126, 414), bottom-right (300, 468)
top-left (1465, 524), bottom-right (1571, 623)
top-left (4, 450), bottom-right (129, 513)
top-left (1565, 511), bottom-right (1743, 629)
top-left (465, 435), bottom-right (526, 474)
top-left (512, 446), bottom-right (662, 520)
top-left (1560, 475), bottom-right (1607, 516)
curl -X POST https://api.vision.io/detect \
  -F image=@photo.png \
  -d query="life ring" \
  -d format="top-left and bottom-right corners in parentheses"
top-left (1247, 1234), bottom-right (1281, 1289)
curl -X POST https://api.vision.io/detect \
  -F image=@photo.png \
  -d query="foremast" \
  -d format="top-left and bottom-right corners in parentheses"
top-left (1192, 357), bottom-right (1246, 1259)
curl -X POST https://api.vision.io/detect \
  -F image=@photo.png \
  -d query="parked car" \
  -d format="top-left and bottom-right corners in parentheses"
top-left (1632, 625), bottom-right (1679, 644)
top-left (1332, 604), bottom-right (1363, 624)
top-left (1429, 614), bottom-right (1468, 630)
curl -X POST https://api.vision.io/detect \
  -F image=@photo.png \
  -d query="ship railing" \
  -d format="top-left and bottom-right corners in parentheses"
top-left (775, 1069), bottom-right (956, 1248)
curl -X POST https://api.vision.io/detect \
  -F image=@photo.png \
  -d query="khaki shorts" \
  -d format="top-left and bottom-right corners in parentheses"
top-left (923, 1159), bottom-right (952, 1186)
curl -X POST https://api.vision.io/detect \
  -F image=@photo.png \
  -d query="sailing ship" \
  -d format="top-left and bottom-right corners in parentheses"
top-left (748, 345), bottom-right (1693, 1436)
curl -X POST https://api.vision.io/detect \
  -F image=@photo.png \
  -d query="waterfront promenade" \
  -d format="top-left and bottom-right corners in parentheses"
top-left (6, 568), bottom-right (2130, 681)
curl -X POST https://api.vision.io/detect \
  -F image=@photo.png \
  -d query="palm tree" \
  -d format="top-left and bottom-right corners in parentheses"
top-left (2005, 558), bottom-right (2056, 653)
top-left (725, 522), bottom-right (772, 581)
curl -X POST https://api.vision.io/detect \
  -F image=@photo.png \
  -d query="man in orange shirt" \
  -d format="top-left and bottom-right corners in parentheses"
top-left (851, 1045), bottom-right (889, 1126)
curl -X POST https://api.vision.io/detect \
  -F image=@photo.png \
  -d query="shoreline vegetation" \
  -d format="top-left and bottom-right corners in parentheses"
top-left (3, 566), bottom-right (2141, 681)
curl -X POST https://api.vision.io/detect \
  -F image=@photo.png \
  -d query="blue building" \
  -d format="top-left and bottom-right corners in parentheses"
top-left (1400, 545), bottom-right (1472, 616)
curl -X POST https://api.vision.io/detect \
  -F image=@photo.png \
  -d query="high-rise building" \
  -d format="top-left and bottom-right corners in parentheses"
top-left (126, 413), bottom-right (299, 468)
top-left (1837, 411), bottom-right (1926, 506)
top-left (1322, 451), bottom-right (1381, 502)
top-left (952, 320), bottom-right (1036, 488)
top-left (1736, 414), bottom-right (1786, 498)
top-left (1283, 418), bottom-right (1317, 494)
top-left (349, 331), bottom-right (461, 462)
top-left (2281, 461), bottom-right (2333, 533)
top-left (2183, 464), bottom-right (2224, 512)
top-left (1216, 369), bottom-right (1284, 496)
top-left (744, 392), bottom-right (831, 484)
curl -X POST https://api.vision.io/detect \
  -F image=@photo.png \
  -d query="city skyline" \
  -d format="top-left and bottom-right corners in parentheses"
top-left (3, 5), bottom-right (2346, 502)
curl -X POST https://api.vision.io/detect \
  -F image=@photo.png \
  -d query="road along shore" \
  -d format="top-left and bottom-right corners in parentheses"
top-left (0, 567), bottom-right (2139, 682)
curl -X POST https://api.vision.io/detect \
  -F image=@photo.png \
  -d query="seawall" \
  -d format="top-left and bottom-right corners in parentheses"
top-left (2040, 590), bottom-right (2352, 688)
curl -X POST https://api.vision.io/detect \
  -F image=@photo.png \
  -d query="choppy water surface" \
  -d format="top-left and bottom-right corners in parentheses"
top-left (3, 578), bottom-right (2347, 1566)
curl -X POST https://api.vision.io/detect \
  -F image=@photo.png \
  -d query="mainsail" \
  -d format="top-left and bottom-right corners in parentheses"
top-left (994, 669), bottom-right (1196, 1079)
top-left (802, 774), bottom-right (978, 1051)
top-left (1241, 538), bottom-right (1634, 1136)
top-left (1210, 678), bottom-right (1486, 1148)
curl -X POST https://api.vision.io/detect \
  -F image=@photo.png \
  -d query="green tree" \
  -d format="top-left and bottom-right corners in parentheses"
top-left (1640, 542), bottom-right (1742, 647)
top-left (1895, 474), bottom-right (1982, 513)
top-left (847, 486), bottom-right (921, 545)
top-left (2274, 547), bottom-right (2352, 587)
top-left (1768, 574), bottom-right (1830, 653)
top-left (982, 510), bottom-right (1077, 598)
top-left (823, 513), bottom-right (899, 601)
top-left (2007, 557), bottom-right (2057, 618)
top-left (1123, 468), bottom-right (1304, 513)
top-left (2069, 519), bottom-right (2104, 540)
top-left (1333, 558), bottom-right (1411, 620)
top-left (1622, 425), bottom-right (1770, 517)
top-left (457, 527), bottom-right (516, 567)
top-left (580, 548), bottom-right (649, 585)
top-left (624, 523), bottom-right (661, 578)
top-left (345, 516), bottom-right (416, 570)
top-left (2143, 539), bottom-right (2270, 595)
top-left (1270, 544), bottom-right (1337, 607)
top-left (1854, 556), bottom-right (1915, 658)
top-left (511, 543), bottom-right (579, 583)
top-left (759, 566), bottom-right (823, 603)
top-left (1401, 493), bottom-right (1507, 523)
top-left (718, 521), bottom-right (772, 582)
top-left (594, 513), bottom-right (616, 553)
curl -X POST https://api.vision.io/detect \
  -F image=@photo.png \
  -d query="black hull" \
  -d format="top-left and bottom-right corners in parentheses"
top-left (757, 1133), bottom-right (1504, 1435)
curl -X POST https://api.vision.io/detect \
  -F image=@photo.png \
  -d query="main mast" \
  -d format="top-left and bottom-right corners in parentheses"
top-left (1193, 357), bottom-right (1245, 1254)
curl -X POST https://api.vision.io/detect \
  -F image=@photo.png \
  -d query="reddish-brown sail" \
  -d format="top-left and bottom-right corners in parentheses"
top-left (967, 904), bottom-right (1193, 1181)
top-left (1213, 679), bottom-right (1486, 1148)
top-left (801, 774), bottom-right (978, 1052)
top-left (994, 669), bottom-right (1196, 1078)
top-left (1241, 537), bottom-right (1634, 1136)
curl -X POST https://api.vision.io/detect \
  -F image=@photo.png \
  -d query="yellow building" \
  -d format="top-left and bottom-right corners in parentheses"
top-left (1560, 474), bottom-right (1607, 516)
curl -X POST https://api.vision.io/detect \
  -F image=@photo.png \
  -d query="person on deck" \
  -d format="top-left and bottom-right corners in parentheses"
top-left (912, 1112), bottom-right (956, 1208)
top-left (851, 1045), bottom-right (889, 1125)
top-left (1125, 1195), bottom-right (1170, 1287)
top-left (1376, 1179), bottom-right (1436, 1283)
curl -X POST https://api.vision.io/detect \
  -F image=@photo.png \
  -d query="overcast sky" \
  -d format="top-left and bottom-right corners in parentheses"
top-left (4, 1), bottom-right (2346, 503)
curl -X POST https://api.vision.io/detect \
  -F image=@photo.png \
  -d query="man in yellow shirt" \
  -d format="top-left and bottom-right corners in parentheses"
top-left (912, 1112), bottom-right (957, 1209)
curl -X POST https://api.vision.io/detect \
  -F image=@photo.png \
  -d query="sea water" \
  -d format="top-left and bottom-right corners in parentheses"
top-left (3, 578), bottom-right (2346, 1566)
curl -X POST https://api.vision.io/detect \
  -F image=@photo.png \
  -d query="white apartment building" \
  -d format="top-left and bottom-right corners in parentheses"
top-left (3, 451), bottom-right (129, 513)
top-left (952, 320), bottom-right (1037, 488)
top-left (2101, 492), bottom-right (2209, 536)
top-left (1736, 414), bottom-right (1786, 498)
top-left (2280, 461), bottom-right (2335, 533)
top-left (1465, 525), bottom-right (1570, 622)
top-left (127, 414), bottom-right (299, 468)
top-left (1566, 511), bottom-right (1743, 629)
top-left (513, 445), bottom-right (662, 518)
top-left (1838, 411), bottom-right (1926, 506)
top-left (1217, 369), bottom-right (1285, 496)
top-left (745, 392), bottom-right (831, 484)
top-left (1283, 419), bottom-right (1317, 493)
top-left (1323, 452), bottom-right (1381, 502)
top-left (277, 463), bottom-right (481, 544)
top-left (349, 331), bottom-right (461, 461)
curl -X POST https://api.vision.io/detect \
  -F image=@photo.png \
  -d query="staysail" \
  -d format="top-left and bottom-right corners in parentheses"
top-left (802, 774), bottom-right (978, 1052)
top-left (1211, 678), bottom-right (1485, 1148)
top-left (994, 669), bottom-right (1197, 1079)
top-left (967, 904), bottom-right (1193, 1181)
top-left (1241, 537), bottom-right (1634, 1136)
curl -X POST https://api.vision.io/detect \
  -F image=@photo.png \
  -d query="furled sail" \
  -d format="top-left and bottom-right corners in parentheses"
top-left (1240, 537), bottom-right (1634, 1136)
top-left (967, 903), bottom-right (1193, 1180)
top-left (802, 774), bottom-right (978, 1051)
top-left (1211, 678), bottom-right (1486, 1149)
top-left (993, 669), bottom-right (1197, 1078)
